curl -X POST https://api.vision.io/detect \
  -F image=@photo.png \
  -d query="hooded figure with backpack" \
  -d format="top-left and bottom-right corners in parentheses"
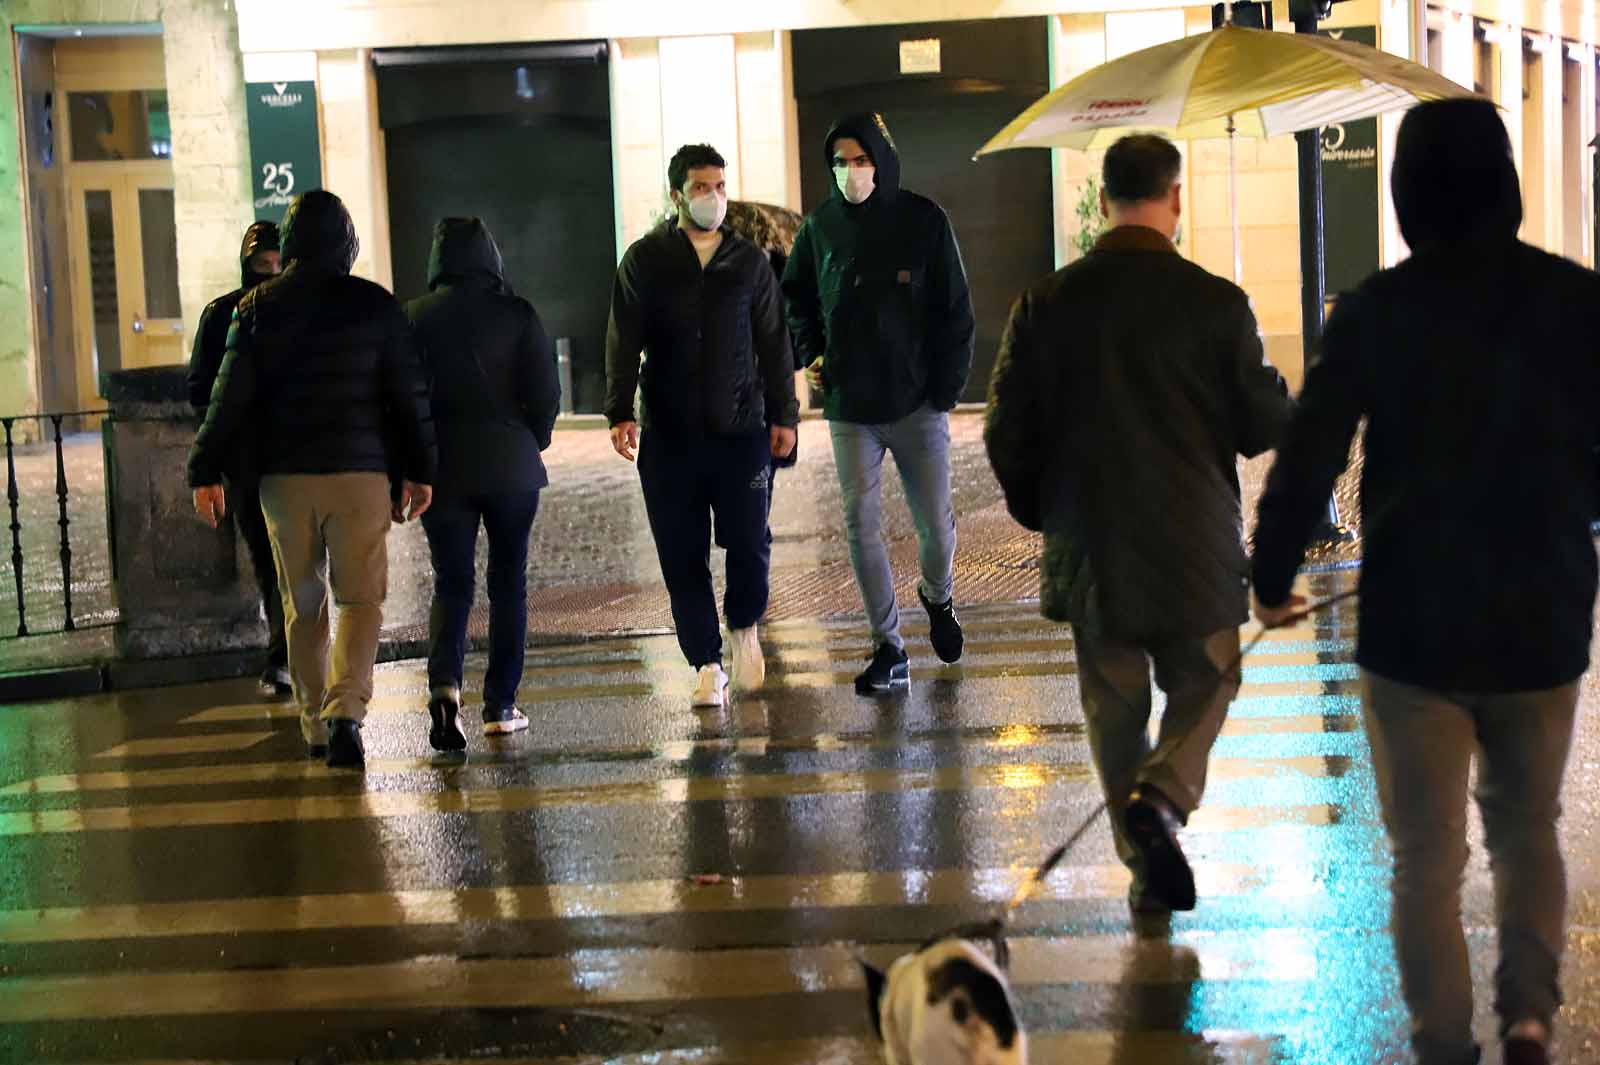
top-left (405, 217), bottom-right (560, 748)
top-left (1252, 99), bottom-right (1600, 1065)
top-left (782, 112), bottom-right (976, 695)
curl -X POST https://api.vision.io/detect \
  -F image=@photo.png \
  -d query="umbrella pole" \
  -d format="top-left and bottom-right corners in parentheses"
top-left (1228, 114), bottom-right (1242, 284)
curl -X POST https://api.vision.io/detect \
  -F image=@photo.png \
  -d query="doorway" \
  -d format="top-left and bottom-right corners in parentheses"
top-left (791, 18), bottom-right (1054, 402)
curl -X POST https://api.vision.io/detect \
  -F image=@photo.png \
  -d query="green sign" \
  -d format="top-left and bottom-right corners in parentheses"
top-left (1318, 27), bottom-right (1381, 297)
top-left (245, 80), bottom-right (322, 224)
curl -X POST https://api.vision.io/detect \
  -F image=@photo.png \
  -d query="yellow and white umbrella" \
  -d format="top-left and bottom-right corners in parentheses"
top-left (977, 24), bottom-right (1477, 277)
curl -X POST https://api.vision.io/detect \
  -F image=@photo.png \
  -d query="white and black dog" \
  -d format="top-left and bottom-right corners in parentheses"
top-left (862, 920), bottom-right (1028, 1065)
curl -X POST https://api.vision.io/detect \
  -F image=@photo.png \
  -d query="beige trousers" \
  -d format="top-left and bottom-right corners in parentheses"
top-left (1071, 627), bottom-right (1241, 877)
top-left (259, 473), bottom-right (391, 745)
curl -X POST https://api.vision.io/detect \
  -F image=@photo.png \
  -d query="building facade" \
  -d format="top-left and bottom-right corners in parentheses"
top-left (2, 0), bottom-right (1596, 422)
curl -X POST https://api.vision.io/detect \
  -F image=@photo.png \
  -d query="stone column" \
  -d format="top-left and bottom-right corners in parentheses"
top-left (101, 366), bottom-right (263, 660)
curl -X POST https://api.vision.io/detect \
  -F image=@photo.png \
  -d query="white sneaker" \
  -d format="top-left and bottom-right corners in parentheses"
top-left (691, 664), bottom-right (729, 708)
top-left (729, 626), bottom-right (766, 692)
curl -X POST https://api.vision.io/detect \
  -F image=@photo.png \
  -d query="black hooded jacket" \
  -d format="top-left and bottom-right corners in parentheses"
top-left (188, 190), bottom-right (436, 489)
top-left (186, 221), bottom-right (280, 417)
top-left (1253, 99), bottom-right (1600, 691)
top-left (782, 112), bottom-right (976, 424)
top-left (404, 218), bottom-right (559, 501)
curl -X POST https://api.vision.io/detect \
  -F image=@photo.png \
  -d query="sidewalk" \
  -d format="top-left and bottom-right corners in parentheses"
top-left (0, 410), bottom-right (1363, 682)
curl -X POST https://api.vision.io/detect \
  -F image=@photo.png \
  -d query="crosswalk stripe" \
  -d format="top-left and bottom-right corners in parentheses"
top-left (92, 733), bottom-right (274, 760)
top-left (0, 931), bottom-right (1326, 1023)
top-left (0, 860), bottom-right (1346, 944)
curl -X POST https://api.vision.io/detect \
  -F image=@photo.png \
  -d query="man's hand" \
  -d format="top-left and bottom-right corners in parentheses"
top-left (1252, 590), bottom-right (1309, 629)
top-left (394, 481), bottom-right (433, 524)
top-left (804, 357), bottom-right (824, 394)
top-left (611, 420), bottom-right (640, 462)
top-left (193, 484), bottom-right (226, 529)
top-left (770, 425), bottom-right (797, 459)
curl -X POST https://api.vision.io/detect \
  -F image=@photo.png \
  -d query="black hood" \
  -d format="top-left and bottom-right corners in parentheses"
top-left (1392, 98), bottom-right (1522, 251)
top-left (280, 189), bottom-right (360, 275)
top-left (239, 221), bottom-right (280, 289)
top-left (824, 112), bottom-right (902, 206)
top-left (426, 217), bottom-right (508, 293)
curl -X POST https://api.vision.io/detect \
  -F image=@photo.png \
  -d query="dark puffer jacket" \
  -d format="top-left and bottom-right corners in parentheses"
top-left (404, 218), bottom-right (559, 503)
top-left (187, 190), bottom-right (436, 489)
top-left (186, 220), bottom-right (280, 416)
top-left (985, 225), bottom-right (1291, 642)
top-left (1253, 98), bottom-right (1600, 691)
top-left (782, 112), bottom-right (975, 424)
top-left (604, 220), bottom-right (799, 438)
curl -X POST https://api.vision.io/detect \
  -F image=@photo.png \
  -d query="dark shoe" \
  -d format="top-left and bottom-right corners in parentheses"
top-left (258, 666), bottom-right (293, 699)
top-left (918, 588), bottom-right (964, 664)
top-left (1124, 786), bottom-right (1196, 912)
top-left (326, 718), bottom-right (365, 770)
top-left (428, 691), bottom-right (467, 752)
top-left (306, 742), bottom-right (328, 759)
top-left (854, 643), bottom-right (911, 696)
top-left (1503, 1040), bottom-right (1547, 1065)
top-left (482, 705), bottom-right (529, 736)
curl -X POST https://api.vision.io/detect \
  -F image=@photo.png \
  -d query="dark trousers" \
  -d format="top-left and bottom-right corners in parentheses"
top-left (226, 471), bottom-right (286, 670)
top-left (638, 430), bottom-right (771, 668)
top-left (421, 490), bottom-right (541, 709)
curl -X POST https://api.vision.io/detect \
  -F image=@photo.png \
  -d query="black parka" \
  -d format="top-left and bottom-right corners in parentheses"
top-left (782, 112), bottom-right (975, 424)
top-left (186, 220), bottom-right (280, 417)
top-left (404, 218), bottom-right (558, 503)
top-left (187, 190), bottom-right (436, 490)
top-left (985, 225), bottom-right (1291, 643)
top-left (1253, 99), bottom-right (1600, 691)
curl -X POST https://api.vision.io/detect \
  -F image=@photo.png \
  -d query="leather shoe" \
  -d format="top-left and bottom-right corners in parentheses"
top-left (1125, 785), bottom-right (1196, 912)
top-left (326, 718), bottom-right (364, 770)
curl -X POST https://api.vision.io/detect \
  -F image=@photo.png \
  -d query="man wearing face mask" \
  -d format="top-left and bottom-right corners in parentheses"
top-left (605, 144), bottom-right (800, 709)
top-left (782, 112), bottom-right (975, 696)
top-left (185, 220), bottom-right (288, 698)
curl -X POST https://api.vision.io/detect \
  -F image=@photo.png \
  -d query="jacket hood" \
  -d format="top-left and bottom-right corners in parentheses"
top-left (824, 112), bottom-right (902, 206)
top-left (426, 216), bottom-right (508, 292)
top-left (239, 221), bottom-right (280, 289)
top-left (280, 189), bottom-right (360, 275)
top-left (1392, 98), bottom-right (1522, 251)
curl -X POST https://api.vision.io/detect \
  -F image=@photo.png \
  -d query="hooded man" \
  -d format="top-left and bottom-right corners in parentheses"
top-left (405, 218), bottom-right (560, 748)
top-left (188, 190), bottom-right (436, 771)
top-left (1252, 99), bottom-right (1600, 1065)
top-left (185, 221), bottom-right (286, 697)
top-left (782, 112), bottom-right (975, 696)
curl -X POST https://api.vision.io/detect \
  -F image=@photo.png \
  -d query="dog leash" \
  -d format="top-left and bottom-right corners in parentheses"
top-left (1000, 586), bottom-right (1362, 918)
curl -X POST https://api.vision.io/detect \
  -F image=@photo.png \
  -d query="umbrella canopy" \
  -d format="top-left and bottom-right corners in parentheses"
top-left (976, 25), bottom-right (1475, 154)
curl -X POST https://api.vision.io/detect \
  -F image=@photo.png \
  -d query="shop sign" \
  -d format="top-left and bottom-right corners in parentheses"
top-left (1319, 26), bottom-right (1381, 297)
top-left (245, 80), bottom-right (323, 224)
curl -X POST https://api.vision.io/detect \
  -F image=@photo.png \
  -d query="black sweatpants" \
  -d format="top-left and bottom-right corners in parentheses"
top-left (637, 429), bottom-right (772, 668)
top-left (226, 470), bottom-right (287, 671)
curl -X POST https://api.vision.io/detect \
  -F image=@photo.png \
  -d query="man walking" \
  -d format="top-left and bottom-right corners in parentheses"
top-left (1253, 100), bottom-right (1600, 1065)
top-left (782, 112), bottom-right (975, 695)
top-left (605, 144), bottom-right (799, 709)
top-left (188, 190), bottom-right (436, 770)
top-left (185, 220), bottom-right (287, 698)
top-left (984, 134), bottom-right (1290, 917)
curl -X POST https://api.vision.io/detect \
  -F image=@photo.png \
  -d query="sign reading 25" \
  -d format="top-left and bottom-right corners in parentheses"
top-left (261, 162), bottom-right (296, 196)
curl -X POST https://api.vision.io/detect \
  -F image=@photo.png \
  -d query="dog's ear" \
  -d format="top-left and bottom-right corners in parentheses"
top-left (860, 960), bottom-right (888, 1042)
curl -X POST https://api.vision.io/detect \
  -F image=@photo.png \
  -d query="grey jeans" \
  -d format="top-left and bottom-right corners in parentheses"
top-left (1361, 671), bottom-right (1579, 1065)
top-left (829, 405), bottom-right (956, 651)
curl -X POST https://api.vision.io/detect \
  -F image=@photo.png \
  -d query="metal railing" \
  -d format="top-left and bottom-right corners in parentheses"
top-left (1, 410), bottom-right (108, 638)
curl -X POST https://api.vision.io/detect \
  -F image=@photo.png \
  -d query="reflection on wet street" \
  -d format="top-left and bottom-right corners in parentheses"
top-left (5, 569), bottom-right (1598, 1062)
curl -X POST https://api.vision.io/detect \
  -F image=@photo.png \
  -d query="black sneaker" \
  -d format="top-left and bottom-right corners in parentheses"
top-left (326, 718), bottom-right (365, 770)
top-left (854, 643), bottom-right (910, 696)
top-left (428, 691), bottom-right (466, 752)
top-left (482, 705), bottom-right (529, 736)
top-left (918, 588), bottom-right (964, 664)
top-left (258, 665), bottom-right (293, 699)
top-left (1504, 1037), bottom-right (1549, 1065)
top-left (1124, 786), bottom-right (1196, 911)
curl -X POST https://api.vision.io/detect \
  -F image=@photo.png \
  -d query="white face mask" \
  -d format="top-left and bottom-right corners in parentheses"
top-left (834, 165), bottom-right (877, 205)
top-left (684, 190), bottom-right (727, 232)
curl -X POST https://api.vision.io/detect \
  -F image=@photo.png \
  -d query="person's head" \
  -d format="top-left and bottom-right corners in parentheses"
top-left (239, 220), bottom-right (281, 288)
top-left (1392, 98), bottom-right (1522, 251)
top-left (1099, 134), bottom-right (1184, 239)
top-left (426, 216), bottom-right (506, 293)
top-left (825, 112), bottom-right (900, 206)
top-left (280, 189), bottom-right (360, 275)
top-left (668, 144), bottom-right (728, 233)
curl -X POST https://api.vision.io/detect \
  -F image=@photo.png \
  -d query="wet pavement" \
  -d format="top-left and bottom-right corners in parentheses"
top-left (7, 571), bottom-right (1600, 1063)
top-left (0, 412), bottom-right (1363, 673)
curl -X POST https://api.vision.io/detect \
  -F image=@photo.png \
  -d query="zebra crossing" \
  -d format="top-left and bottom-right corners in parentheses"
top-left (0, 571), bottom-right (1557, 1063)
